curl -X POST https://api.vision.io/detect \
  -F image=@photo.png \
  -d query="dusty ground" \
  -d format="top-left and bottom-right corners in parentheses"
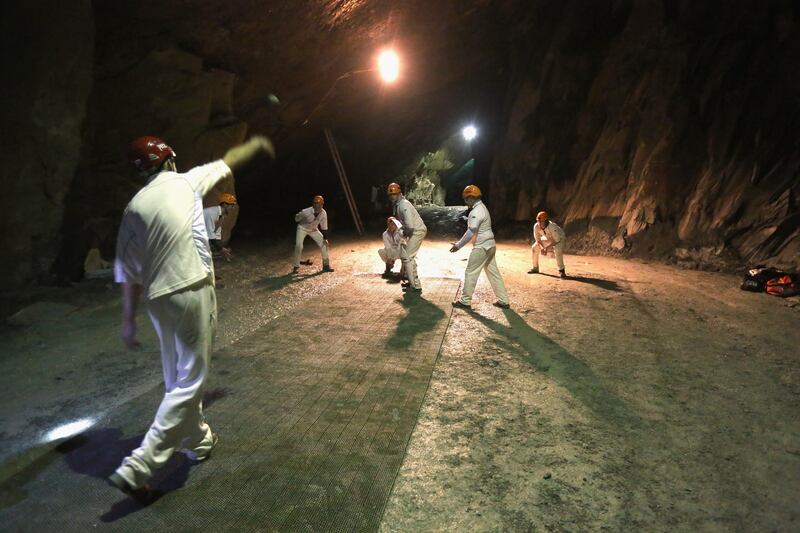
top-left (2, 237), bottom-right (799, 531)
top-left (382, 244), bottom-right (800, 532)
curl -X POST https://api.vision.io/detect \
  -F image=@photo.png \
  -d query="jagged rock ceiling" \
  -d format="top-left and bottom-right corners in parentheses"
top-left (93, 0), bottom-right (511, 156)
top-left (48, 0), bottom-right (514, 281)
top-left (1, 0), bottom-right (798, 284)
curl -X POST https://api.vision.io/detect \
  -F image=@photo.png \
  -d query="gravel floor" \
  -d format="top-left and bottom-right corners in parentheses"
top-left (2, 237), bottom-right (798, 531)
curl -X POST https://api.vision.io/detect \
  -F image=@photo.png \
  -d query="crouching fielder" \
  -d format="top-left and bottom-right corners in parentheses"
top-left (379, 216), bottom-right (405, 278)
top-left (388, 182), bottom-right (427, 292)
top-left (293, 195), bottom-right (333, 273)
top-left (530, 211), bottom-right (567, 278)
top-left (450, 185), bottom-right (510, 309)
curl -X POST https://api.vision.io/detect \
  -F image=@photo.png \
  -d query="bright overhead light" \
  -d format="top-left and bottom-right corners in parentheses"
top-left (462, 125), bottom-right (477, 141)
top-left (378, 50), bottom-right (400, 83)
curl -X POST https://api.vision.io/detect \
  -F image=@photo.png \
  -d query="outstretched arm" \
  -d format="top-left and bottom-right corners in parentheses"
top-left (189, 136), bottom-right (276, 196)
top-left (223, 136), bottom-right (275, 174)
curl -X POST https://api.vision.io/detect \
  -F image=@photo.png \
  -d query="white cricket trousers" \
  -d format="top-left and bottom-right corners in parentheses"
top-left (294, 226), bottom-right (329, 267)
top-left (115, 280), bottom-right (217, 489)
top-left (532, 241), bottom-right (565, 270)
top-left (400, 229), bottom-right (426, 289)
top-left (378, 247), bottom-right (400, 267)
top-left (459, 246), bottom-right (509, 305)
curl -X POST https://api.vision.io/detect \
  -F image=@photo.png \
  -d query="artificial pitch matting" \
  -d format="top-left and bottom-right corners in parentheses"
top-left (0, 276), bottom-right (458, 531)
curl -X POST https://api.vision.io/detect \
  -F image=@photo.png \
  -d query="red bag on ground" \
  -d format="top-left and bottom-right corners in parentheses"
top-left (765, 274), bottom-right (800, 297)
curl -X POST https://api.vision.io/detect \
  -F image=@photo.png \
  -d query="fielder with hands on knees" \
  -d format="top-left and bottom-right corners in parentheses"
top-left (449, 185), bottom-right (510, 309)
top-left (379, 216), bottom-right (406, 279)
top-left (529, 210), bottom-right (567, 278)
top-left (293, 195), bottom-right (333, 274)
top-left (388, 182), bottom-right (427, 293)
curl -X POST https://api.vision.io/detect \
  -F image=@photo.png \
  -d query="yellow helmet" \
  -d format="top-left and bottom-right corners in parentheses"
top-left (536, 211), bottom-right (549, 222)
top-left (218, 193), bottom-right (237, 205)
top-left (387, 182), bottom-right (401, 194)
top-left (313, 195), bottom-right (324, 205)
top-left (462, 184), bottom-right (482, 198)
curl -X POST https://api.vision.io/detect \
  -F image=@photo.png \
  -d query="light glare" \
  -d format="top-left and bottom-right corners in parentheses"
top-left (462, 125), bottom-right (477, 141)
top-left (378, 50), bottom-right (400, 83)
top-left (44, 418), bottom-right (95, 442)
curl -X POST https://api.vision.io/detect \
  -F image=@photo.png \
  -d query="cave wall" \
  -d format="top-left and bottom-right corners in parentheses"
top-left (0, 2), bottom-right (94, 284)
top-left (491, 0), bottom-right (799, 270)
top-left (4, 0), bottom-right (798, 284)
top-left (51, 46), bottom-right (247, 281)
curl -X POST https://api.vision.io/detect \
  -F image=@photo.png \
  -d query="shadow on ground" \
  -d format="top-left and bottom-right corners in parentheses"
top-left (57, 427), bottom-right (196, 521)
top-left (468, 309), bottom-right (641, 427)
top-left (534, 273), bottom-right (624, 292)
top-left (567, 275), bottom-right (625, 292)
top-left (386, 293), bottom-right (447, 349)
top-left (253, 271), bottom-right (323, 291)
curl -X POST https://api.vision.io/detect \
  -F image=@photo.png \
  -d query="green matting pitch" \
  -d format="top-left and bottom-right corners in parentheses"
top-left (0, 276), bottom-right (458, 532)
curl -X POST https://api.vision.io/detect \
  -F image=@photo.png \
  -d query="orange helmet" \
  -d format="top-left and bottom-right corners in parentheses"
top-left (387, 182), bottom-right (401, 194)
top-left (219, 193), bottom-right (237, 205)
top-left (463, 184), bottom-right (482, 198)
top-left (536, 211), bottom-right (549, 222)
top-left (313, 195), bottom-right (324, 205)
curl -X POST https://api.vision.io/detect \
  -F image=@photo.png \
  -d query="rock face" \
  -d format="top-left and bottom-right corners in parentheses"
top-left (52, 46), bottom-right (247, 281)
top-left (48, 0), bottom-right (509, 280)
top-left (0, 2), bottom-right (94, 284)
top-left (491, 0), bottom-right (800, 271)
top-left (3, 0), bottom-right (798, 284)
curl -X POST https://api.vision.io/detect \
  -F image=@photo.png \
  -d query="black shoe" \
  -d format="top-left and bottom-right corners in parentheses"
top-left (451, 301), bottom-right (470, 309)
top-left (527, 268), bottom-right (539, 274)
top-left (292, 266), bottom-right (299, 274)
top-left (381, 270), bottom-right (393, 279)
top-left (493, 301), bottom-right (510, 309)
top-left (559, 270), bottom-right (567, 279)
top-left (108, 472), bottom-right (157, 505)
top-left (322, 265), bottom-right (335, 273)
top-left (402, 284), bottom-right (421, 293)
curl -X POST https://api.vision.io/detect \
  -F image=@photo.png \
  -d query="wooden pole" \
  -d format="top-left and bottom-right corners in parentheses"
top-left (323, 127), bottom-right (364, 235)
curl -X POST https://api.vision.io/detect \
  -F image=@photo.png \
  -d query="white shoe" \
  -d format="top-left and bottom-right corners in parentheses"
top-left (186, 432), bottom-right (219, 462)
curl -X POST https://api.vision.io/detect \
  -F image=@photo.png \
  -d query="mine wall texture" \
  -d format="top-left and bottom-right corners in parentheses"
top-left (2, 0), bottom-right (798, 285)
top-left (490, 0), bottom-right (799, 271)
top-left (1, 2), bottom-right (94, 285)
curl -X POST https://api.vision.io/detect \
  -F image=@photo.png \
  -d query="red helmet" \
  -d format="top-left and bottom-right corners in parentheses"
top-left (128, 136), bottom-right (176, 172)
top-left (387, 182), bottom-right (401, 194)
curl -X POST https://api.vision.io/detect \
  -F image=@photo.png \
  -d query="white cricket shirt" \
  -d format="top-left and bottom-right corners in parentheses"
top-left (114, 161), bottom-right (232, 300)
top-left (295, 206), bottom-right (328, 232)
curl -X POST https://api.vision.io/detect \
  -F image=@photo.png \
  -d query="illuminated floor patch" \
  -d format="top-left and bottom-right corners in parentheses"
top-left (0, 276), bottom-right (459, 531)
